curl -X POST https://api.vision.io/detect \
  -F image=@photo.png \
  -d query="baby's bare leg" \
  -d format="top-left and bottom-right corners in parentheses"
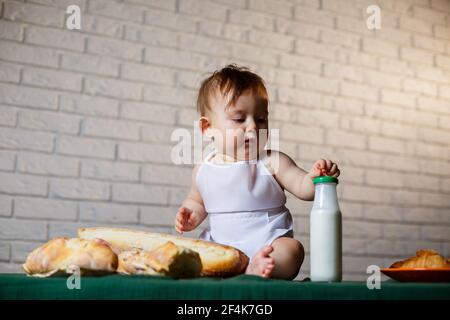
top-left (269, 237), bottom-right (304, 280)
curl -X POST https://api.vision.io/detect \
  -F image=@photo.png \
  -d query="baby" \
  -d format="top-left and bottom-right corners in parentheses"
top-left (174, 65), bottom-right (340, 280)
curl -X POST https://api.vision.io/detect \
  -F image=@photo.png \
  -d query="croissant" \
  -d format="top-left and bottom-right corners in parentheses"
top-left (118, 241), bottom-right (202, 278)
top-left (390, 249), bottom-right (450, 269)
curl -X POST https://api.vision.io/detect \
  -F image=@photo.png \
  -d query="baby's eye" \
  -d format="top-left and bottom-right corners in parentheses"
top-left (233, 118), bottom-right (246, 123)
top-left (257, 118), bottom-right (267, 123)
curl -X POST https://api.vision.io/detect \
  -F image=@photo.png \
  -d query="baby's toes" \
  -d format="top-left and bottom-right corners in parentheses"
top-left (265, 262), bottom-right (275, 272)
top-left (261, 256), bottom-right (274, 267)
top-left (262, 263), bottom-right (275, 278)
top-left (260, 245), bottom-right (274, 257)
top-left (261, 258), bottom-right (274, 275)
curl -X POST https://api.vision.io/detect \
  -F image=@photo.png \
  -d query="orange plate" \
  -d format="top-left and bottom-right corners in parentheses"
top-left (381, 268), bottom-right (450, 282)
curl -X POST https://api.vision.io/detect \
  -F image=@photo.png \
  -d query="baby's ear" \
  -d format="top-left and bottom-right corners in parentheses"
top-left (198, 116), bottom-right (211, 135)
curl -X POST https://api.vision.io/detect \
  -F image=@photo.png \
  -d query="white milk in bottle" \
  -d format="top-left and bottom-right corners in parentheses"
top-left (310, 176), bottom-right (342, 282)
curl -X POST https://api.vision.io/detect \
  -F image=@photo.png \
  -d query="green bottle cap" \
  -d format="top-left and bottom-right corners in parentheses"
top-left (313, 176), bottom-right (339, 185)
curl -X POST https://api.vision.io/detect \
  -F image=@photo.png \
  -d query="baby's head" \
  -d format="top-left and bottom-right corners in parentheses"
top-left (197, 64), bottom-right (269, 161)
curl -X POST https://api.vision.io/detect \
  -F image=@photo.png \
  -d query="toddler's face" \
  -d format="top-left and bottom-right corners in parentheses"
top-left (203, 90), bottom-right (269, 161)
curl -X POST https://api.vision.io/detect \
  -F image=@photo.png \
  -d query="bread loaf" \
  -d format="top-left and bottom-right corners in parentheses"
top-left (23, 237), bottom-right (118, 277)
top-left (118, 241), bottom-right (202, 278)
top-left (78, 227), bottom-right (249, 277)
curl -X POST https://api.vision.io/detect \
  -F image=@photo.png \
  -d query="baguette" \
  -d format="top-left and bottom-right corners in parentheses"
top-left (23, 237), bottom-right (118, 277)
top-left (78, 227), bottom-right (249, 277)
top-left (118, 241), bottom-right (202, 278)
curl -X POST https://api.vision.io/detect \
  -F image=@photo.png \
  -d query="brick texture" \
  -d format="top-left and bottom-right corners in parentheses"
top-left (0, 0), bottom-right (449, 279)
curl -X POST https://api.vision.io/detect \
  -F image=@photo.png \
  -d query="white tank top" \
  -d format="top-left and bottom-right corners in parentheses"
top-left (196, 151), bottom-right (294, 259)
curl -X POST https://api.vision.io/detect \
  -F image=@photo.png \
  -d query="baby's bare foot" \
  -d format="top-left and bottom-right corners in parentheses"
top-left (245, 245), bottom-right (275, 278)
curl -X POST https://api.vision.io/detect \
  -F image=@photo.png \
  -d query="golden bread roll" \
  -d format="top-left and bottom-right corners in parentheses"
top-left (23, 237), bottom-right (118, 277)
top-left (118, 241), bottom-right (202, 278)
top-left (390, 249), bottom-right (450, 269)
top-left (78, 227), bottom-right (249, 277)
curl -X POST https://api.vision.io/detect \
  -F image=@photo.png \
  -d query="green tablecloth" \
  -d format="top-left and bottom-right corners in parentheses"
top-left (1, 274), bottom-right (449, 300)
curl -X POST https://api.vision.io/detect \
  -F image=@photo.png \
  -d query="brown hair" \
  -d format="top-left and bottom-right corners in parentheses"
top-left (196, 64), bottom-right (268, 116)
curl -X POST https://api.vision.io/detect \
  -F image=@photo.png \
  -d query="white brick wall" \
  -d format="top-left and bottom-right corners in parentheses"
top-left (0, 0), bottom-right (449, 281)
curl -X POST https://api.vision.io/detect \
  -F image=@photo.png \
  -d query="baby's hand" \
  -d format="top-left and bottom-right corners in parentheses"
top-left (309, 159), bottom-right (340, 179)
top-left (174, 207), bottom-right (200, 234)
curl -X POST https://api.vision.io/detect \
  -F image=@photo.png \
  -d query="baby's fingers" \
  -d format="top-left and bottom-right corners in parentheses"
top-left (325, 159), bottom-right (332, 171)
top-left (327, 163), bottom-right (338, 175)
top-left (180, 207), bottom-right (192, 219)
top-left (331, 169), bottom-right (340, 177)
top-left (176, 208), bottom-right (188, 223)
top-left (180, 206), bottom-right (193, 214)
top-left (175, 220), bottom-right (185, 234)
top-left (175, 211), bottom-right (184, 223)
top-left (311, 159), bottom-right (326, 176)
top-left (315, 159), bottom-right (327, 170)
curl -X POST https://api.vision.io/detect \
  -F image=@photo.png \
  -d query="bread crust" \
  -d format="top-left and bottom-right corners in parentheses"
top-left (23, 237), bottom-right (118, 277)
top-left (118, 241), bottom-right (202, 278)
top-left (78, 227), bottom-right (249, 277)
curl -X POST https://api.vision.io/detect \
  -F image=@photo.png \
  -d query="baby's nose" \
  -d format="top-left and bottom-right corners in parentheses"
top-left (246, 118), bottom-right (257, 131)
top-left (245, 131), bottom-right (257, 143)
top-left (245, 123), bottom-right (257, 141)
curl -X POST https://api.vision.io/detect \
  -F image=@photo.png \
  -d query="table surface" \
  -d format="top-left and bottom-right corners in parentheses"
top-left (1, 274), bottom-right (449, 300)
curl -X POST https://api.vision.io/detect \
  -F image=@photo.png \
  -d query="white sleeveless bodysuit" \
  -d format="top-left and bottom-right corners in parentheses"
top-left (196, 151), bottom-right (294, 259)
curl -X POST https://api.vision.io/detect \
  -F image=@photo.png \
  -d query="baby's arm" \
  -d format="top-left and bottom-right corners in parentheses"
top-left (268, 151), bottom-right (340, 201)
top-left (174, 165), bottom-right (207, 234)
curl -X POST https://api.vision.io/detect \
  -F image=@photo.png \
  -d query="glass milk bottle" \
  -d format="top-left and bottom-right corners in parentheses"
top-left (310, 176), bottom-right (342, 282)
